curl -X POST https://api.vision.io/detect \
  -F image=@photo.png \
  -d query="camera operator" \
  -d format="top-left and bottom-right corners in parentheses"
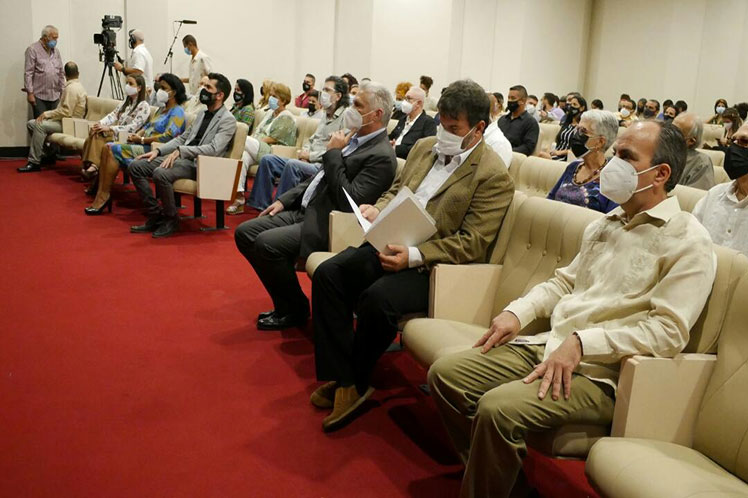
top-left (24, 25), bottom-right (65, 118)
top-left (114, 29), bottom-right (153, 92)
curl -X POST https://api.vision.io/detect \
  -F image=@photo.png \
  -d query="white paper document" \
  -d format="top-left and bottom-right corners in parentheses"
top-left (343, 187), bottom-right (437, 254)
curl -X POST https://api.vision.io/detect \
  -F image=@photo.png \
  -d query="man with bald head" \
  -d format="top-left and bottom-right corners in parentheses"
top-left (388, 85), bottom-right (436, 159)
top-left (429, 120), bottom-right (716, 498)
top-left (114, 29), bottom-right (154, 91)
top-left (672, 112), bottom-right (715, 190)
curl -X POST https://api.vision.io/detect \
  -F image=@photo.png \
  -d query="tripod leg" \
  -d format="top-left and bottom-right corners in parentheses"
top-left (98, 64), bottom-right (107, 97)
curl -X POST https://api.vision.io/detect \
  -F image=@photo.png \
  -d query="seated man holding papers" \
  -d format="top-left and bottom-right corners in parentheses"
top-left (311, 80), bottom-right (515, 432)
top-left (234, 81), bottom-right (397, 331)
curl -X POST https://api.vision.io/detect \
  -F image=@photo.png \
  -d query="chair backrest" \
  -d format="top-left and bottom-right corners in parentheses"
top-left (253, 108), bottom-right (266, 134)
top-left (286, 105), bottom-right (304, 116)
top-left (185, 112), bottom-right (198, 129)
top-left (294, 116), bottom-right (320, 148)
top-left (425, 110), bottom-right (437, 118)
top-left (713, 165), bottom-right (730, 184)
top-left (701, 124), bottom-right (724, 147)
top-left (490, 196), bottom-right (603, 331)
top-left (396, 157), bottom-right (406, 176)
top-left (84, 96), bottom-right (120, 121)
top-left (387, 119), bottom-right (398, 134)
top-left (672, 184), bottom-right (707, 213)
top-left (697, 148), bottom-right (725, 167)
top-left (692, 251), bottom-right (748, 481)
top-left (515, 156), bottom-right (566, 197)
top-left (510, 151), bottom-right (526, 171)
top-left (226, 122), bottom-right (249, 160)
top-left (534, 123), bottom-right (560, 156)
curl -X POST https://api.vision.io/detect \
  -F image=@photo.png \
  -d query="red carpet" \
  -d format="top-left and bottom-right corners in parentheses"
top-left (0, 158), bottom-right (597, 497)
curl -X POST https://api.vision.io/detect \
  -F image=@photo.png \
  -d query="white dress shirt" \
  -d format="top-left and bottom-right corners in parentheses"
top-left (301, 127), bottom-right (386, 208)
top-left (406, 140), bottom-right (482, 267)
top-left (188, 50), bottom-right (213, 96)
top-left (130, 44), bottom-right (154, 90)
top-left (693, 180), bottom-right (748, 255)
top-left (483, 120), bottom-right (514, 168)
top-left (395, 114), bottom-right (418, 146)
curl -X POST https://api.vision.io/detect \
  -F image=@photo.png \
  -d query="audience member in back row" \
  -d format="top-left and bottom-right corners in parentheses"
top-left (714, 108), bottom-right (743, 150)
top-left (229, 83), bottom-right (298, 214)
top-left (706, 98), bottom-right (728, 125)
top-left (19, 61), bottom-right (86, 173)
top-left (257, 79), bottom-right (273, 110)
top-left (79, 75), bottom-right (151, 182)
top-left (230, 79), bottom-right (256, 130)
top-left (391, 81), bottom-right (413, 121)
top-left (420, 75), bottom-right (438, 112)
top-left (388, 86), bottom-right (437, 159)
top-left (302, 90), bottom-right (325, 120)
top-left (234, 80), bottom-right (397, 331)
top-left (643, 99), bottom-right (660, 120)
top-left (128, 73), bottom-right (236, 238)
top-left (547, 110), bottom-right (619, 213)
top-left (672, 112), bottom-right (715, 190)
top-left (310, 80), bottom-right (515, 433)
top-left (544, 95), bottom-right (587, 161)
top-left (616, 98), bottom-right (638, 128)
top-left (429, 120), bottom-right (716, 498)
top-left (694, 122), bottom-right (748, 256)
top-left (497, 85), bottom-right (539, 155)
top-left (294, 73), bottom-right (316, 109)
top-left (526, 94), bottom-right (540, 121)
top-left (245, 76), bottom-right (349, 212)
top-left (539, 92), bottom-right (564, 123)
top-left (84, 73), bottom-right (187, 215)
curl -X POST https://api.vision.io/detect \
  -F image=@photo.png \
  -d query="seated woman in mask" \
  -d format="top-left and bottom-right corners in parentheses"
top-left (547, 109), bottom-right (619, 213)
top-left (230, 78), bottom-right (255, 130)
top-left (540, 95), bottom-right (587, 161)
top-left (84, 73), bottom-right (187, 215)
top-left (80, 74), bottom-right (151, 185)
top-left (229, 82), bottom-right (297, 213)
top-left (706, 98), bottom-right (728, 125)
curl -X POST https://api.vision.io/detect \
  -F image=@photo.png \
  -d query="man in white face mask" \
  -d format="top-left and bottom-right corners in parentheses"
top-left (429, 120), bottom-right (717, 498)
top-left (310, 79), bottom-right (515, 433)
top-left (387, 86), bottom-right (436, 159)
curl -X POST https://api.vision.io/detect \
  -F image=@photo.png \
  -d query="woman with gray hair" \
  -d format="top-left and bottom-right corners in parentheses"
top-left (547, 109), bottom-right (619, 213)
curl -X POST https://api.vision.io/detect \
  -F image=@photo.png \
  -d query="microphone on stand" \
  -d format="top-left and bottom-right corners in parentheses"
top-left (181, 20), bottom-right (197, 24)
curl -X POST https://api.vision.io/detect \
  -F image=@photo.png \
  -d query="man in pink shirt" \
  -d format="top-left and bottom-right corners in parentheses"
top-left (24, 25), bottom-right (65, 118)
top-left (294, 73), bottom-right (316, 109)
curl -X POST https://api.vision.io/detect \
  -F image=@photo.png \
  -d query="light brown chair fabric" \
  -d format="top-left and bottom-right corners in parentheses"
top-left (49, 96), bottom-right (121, 149)
top-left (702, 124), bottom-right (725, 148)
top-left (513, 156), bottom-right (566, 198)
top-left (293, 116), bottom-right (320, 149)
top-left (698, 147), bottom-right (725, 167)
top-left (534, 123), bottom-right (560, 156)
top-left (672, 184), bottom-right (707, 213)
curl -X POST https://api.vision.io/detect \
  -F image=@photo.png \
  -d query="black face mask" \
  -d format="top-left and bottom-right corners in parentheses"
top-left (233, 92), bottom-right (243, 103)
top-left (200, 88), bottom-right (216, 105)
top-left (637, 105), bottom-right (645, 114)
top-left (302, 82), bottom-right (311, 92)
top-left (506, 100), bottom-right (520, 113)
top-left (642, 108), bottom-right (655, 119)
top-left (307, 102), bottom-right (316, 112)
top-left (569, 129), bottom-right (590, 158)
top-left (724, 144), bottom-right (748, 180)
top-left (663, 115), bottom-right (674, 123)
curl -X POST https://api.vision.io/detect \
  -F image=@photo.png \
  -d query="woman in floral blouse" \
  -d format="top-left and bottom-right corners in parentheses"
top-left (229, 82), bottom-right (297, 214)
top-left (80, 74), bottom-right (150, 181)
top-left (84, 73), bottom-right (187, 215)
top-left (230, 78), bottom-right (255, 131)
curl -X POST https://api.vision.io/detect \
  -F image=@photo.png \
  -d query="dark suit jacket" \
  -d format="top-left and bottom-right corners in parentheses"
top-left (277, 129), bottom-right (397, 258)
top-left (388, 111), bottom-right (437, 159)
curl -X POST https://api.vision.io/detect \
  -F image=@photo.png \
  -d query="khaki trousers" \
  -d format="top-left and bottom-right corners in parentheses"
top-left (81, 131), bottom-right (114, 166)
top-left (428, 344), bottom-right (615, 498)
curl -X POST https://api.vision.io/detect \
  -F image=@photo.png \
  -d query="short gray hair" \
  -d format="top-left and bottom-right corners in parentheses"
top-left (581, 109), bottom-right (619, 150)
top-left (679, 112), bottom-right (703, 149)
top-left (407, 86), bottom-right (426, 103)
top-left (359, 81), bottom-right (393, 126)
top-left (41, 25), bottom-right (58, 38)
top-left (130, 29), bottom-right (145, 42)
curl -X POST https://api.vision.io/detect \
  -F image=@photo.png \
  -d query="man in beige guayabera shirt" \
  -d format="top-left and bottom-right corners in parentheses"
top-left (428, 120), bottom-right (717, 498)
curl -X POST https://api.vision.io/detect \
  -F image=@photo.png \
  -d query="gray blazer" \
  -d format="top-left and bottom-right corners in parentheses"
top-left (158, 105), bottom-right (237, 161)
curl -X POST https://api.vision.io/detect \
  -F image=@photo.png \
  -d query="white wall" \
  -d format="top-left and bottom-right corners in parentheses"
top-left (2, 0), bottom-right (744, 148)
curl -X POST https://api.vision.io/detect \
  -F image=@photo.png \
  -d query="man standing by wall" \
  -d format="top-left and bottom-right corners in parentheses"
top-left (181, 34), bottom-right (213, 96)
top-left (24, 25), bottom-right (64, 118)
top-left (114, 29), bottom-right (154, 92)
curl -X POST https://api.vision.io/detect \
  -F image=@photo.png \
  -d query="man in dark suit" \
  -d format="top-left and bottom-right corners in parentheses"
top-left (128, 72), bottom-right (237, 238)
top-left (388, 86), bottom-right (437, 159)
top-left (234, 81), bottom-right (398, 331)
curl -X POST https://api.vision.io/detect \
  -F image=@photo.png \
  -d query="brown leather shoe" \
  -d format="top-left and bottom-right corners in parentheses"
top-left (310, 381), bottom-right (337, 409)
top-left (322, 385), bottom-right (374, 432)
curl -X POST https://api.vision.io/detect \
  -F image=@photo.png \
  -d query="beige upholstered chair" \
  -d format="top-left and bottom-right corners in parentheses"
top-left (534, 123), bottom-right (560, 156)
top-left (586, 250), bottom-right (748, 497)
top-left (50, 96), bottom-right (121, 150)
top-left (713, 165), bottom-right (730, 184)
top-left (697, 147), bottom-right (725, 167)
top-left (701, 124), bottom-right (725, 148)
top-left (513, 156), bottom-right (566, 197)
top-left (387, 119), bottom-right (398, 134)
top-left (672, 184), bottom-right (707, 213)
top-left (172, 122), bottom-right (249, 230)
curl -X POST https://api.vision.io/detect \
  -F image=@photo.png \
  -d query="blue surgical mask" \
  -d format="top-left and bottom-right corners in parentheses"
top-left (47, 39), bottom-right (57, 49)
top-left (184, 47), bottom-right (190, 55)
top-left (268, 96), bottom-right (279, 110)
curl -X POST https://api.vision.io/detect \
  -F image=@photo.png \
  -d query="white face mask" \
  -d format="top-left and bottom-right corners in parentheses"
top-left (724, 121), bottom-right (733, 131)
top-left (526, 104), bottom-right (536, 115)
top-left (400, 99), bottom-right (414, 115)
top-left (156, 89), bottom-right (169, 105)
top-left (716, 106), bottom-right (726, 115)
top-left (125, 85), bottom-right (138, 97)
top-left (620, 108), bottom-right (631, 118)
top-left (342, 106), bottom-right (374, 131)
top-left (435, 124), bottom-right (476, 157)
top-left (600, 156), bottom-right (658, 204)
top-left (320, 91), bottom-right (334, 109)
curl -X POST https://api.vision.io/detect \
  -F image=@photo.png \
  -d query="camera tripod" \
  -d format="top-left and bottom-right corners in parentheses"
top-left (97, 59), bottom-right (124, 100)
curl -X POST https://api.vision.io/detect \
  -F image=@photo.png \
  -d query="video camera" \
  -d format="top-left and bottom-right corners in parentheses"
top-left (93, 15), bottom-right (123, 64)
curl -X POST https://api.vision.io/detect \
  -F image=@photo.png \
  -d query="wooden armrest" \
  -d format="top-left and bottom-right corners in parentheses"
top-left (428, 264), bottom-right (504, 326)
top-left (611, 353), bottom-right (717, 447)
top-left (196, 155), bottom-right (242, 201)
top-left (328, 211), bottom-right (364, 253)
top-left (270, 145), bottom-right (299, 159)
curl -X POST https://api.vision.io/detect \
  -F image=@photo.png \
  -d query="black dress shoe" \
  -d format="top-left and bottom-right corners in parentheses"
top-left (257, 313), bottom-right (309, 331)
top-left (17, 163), bottom-right (41, 173)
top-left (130, 216), bottom-right (162, 233)
top-left (257, 310), bottom-right (276, 322)
top-left (152, 217), bottom-right (179, 238)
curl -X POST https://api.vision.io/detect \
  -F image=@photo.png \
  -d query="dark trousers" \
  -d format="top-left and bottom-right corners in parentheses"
top-left (313, 244), bottom-right (430, 394)
top-left (234, 210), bottom-right (310, 317)
top-left (30, 98), bottom-right (59, 119)
top-left (128, 156), bottom-right (196, 218)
